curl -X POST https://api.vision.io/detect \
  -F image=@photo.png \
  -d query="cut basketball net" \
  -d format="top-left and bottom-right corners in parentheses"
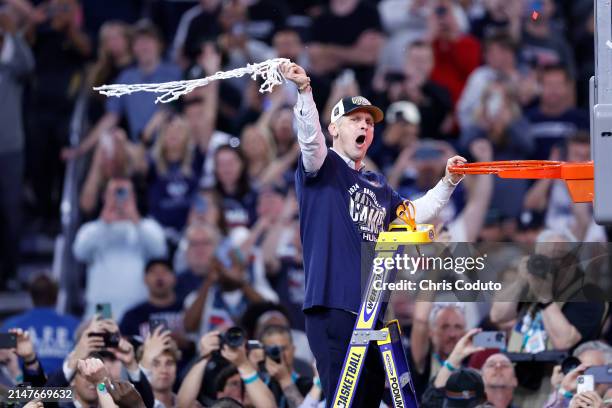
top-left (93, 58), bottom-right (291, 104)
top-left (449, 160), bottom-right (595, 203)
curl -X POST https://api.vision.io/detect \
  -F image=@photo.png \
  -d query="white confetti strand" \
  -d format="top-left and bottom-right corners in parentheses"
top-left (93, 58), bottom-right (291, 104)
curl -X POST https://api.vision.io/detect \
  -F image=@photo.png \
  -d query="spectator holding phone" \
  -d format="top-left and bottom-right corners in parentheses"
top-left (409, 302), bottom-right (468, 399)
top-left (73, 178), bottom-right (167, 321)
top-left (545, 341), bottom-right (612, 408)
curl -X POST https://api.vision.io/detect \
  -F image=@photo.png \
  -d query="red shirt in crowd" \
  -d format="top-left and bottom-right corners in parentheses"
top-left (431, 35), bottom-right (482, 105)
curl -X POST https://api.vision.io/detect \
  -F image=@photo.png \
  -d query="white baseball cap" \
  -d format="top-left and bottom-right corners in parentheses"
top-left (386, 101), bottom-right (421, 125)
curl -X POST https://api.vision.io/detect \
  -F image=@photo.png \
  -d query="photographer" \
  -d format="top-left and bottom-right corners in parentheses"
top-left (254, 325), bottom-right (312, 408)
top-left (490, 229), bottom-right (608, 406)
top-left (545, 341), bottom-right (612, 408)
top-left (178, 328), bottom-right (276, 408)
top-left (73, 178), bottom-right (167, 321)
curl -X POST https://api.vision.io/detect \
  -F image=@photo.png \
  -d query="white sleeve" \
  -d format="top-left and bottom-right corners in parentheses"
top-left (412, 179), bottom-right (457, 224)
top-left (72, 221), bottom-right (107, 262)
top-left (136, 219), bottom-right (167, 258)
top-left (294, 91), bottom-right (328, 173)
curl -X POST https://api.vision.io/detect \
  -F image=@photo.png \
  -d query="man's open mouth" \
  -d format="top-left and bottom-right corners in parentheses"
top-left (356, 135), bottom-right (366, 145)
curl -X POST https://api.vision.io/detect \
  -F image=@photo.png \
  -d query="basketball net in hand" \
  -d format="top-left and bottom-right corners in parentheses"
top-left (93, 58), bottom-right (290, 104)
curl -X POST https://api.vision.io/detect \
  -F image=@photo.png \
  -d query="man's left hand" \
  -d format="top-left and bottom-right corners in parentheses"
top-left (444, 155), bottom-right (467, 185)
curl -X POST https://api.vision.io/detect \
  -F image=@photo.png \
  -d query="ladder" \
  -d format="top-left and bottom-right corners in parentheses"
top-left (331, 201), bottom-right (433, 408)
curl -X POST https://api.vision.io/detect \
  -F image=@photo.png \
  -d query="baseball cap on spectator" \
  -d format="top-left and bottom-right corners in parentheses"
top-left (145, 258), bottom-right (174, 274)
top-left (386, 101), bottom-right (421, 125)
top-left (444, 368), bottom-right (486, 408)
top-left (516, 210), bottom-right (545, 231)
top-left (330, 96), bottom-right (384, 124)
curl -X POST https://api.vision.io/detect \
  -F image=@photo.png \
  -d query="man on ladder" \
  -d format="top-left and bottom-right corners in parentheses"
top-left (280, 61), bottom-right (466, 407)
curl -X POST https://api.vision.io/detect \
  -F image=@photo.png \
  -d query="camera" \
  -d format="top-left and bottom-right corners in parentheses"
top-left (245, 340), bottom-right (283, 364)
top-left (527, 254), bottom-right (553, 279)
top-left (561, 356), bottom-right (581, 375)
top-left (220, 327), bottom-right (246, 349)
top-left (88, 331), bottom-right (121, 348)
top-left (264, 345), bottom-right (283, 364)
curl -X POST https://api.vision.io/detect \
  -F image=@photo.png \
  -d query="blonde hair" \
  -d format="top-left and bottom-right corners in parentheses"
top-left (88, 21), bottom-right (132, 88)
top-left (240, 124), bottom-right (277, 164)
top-left (152, 115), bottom-right (194, 177)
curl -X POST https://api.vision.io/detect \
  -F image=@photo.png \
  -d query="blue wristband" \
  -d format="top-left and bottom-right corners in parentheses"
top-left (314, 378), bottom-right (321, 388)
top-left (443, 360), bottom-right (458, 372)
top-left (241, 372), bottom-right (259, 385)
top-left (559, 387), bottom-right (573, 400)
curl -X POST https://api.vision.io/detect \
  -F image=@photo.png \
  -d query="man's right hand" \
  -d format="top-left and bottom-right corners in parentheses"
top-left (280, 62), bottom-right (310, 90)
top-left (446, 328), bottom-right (485, 368)
top-left (199, 331), bottom-right (221, 358)
top-left (562, 363), bottom-right (591, 394)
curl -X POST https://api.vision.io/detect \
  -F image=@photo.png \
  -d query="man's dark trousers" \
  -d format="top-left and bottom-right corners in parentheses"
top-left (305, 307), bottom-right (385, 408)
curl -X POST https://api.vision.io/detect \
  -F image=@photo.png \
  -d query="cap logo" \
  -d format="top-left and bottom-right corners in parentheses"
top-left (352, 96), bottom-right (370, 106)
top-left (333, 106), bottom-right (340, 117)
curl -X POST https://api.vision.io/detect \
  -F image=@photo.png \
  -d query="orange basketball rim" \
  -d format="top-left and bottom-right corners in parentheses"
top-left (449, 160), bottom-right (595, 203)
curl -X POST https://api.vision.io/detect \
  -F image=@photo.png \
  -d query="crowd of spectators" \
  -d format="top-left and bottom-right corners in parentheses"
top-left (0, 0), bottom-right (611, 406)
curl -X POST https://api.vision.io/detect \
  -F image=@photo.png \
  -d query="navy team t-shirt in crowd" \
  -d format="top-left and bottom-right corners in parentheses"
top-left (295, 150), bottom-right (403, 314)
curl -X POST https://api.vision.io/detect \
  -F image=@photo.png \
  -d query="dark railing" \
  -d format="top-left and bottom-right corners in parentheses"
top-left (53, 87), bottom-right (90, 316)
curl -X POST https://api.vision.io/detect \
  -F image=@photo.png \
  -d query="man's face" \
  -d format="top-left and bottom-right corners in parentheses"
top-left (151, 353), bottom-right (177, 392)
top-left (73, 373), bottom-right (98, 404)
top-left (430, 308), bottom-right (466, 357)
top-left (217, 373), bottom-right (243, 402)
top-left (405, 46), bottom-right (434, 80)
top-left (273, 31), bottom-right (302, 60)
top-left (329, 110), bottom-right (374, 164)
top-left (578, 350), bottom-right (608, 396)
top-left (482, 354), bottom-right (517, 389)
top-left (432, 1), bottom-right (459, 36)
top-left (567, 142), bottom-right (590, 163)
top-left (262, 332), bottom-right (295, 370)
top-left (271, 108), bottom-right (295, 146)
top-left (186, 228), bottom-right (217, 274)
top-left (145, 264), bottom-right (176, 298)
top-left (486, 44), bottom-right (514, 71)
top-left (257, 190), bottom-right (284, 219)
top-left (541, 71), bottom-right (571, 110)
top-left (133, 35), bottom-right (161, 66)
